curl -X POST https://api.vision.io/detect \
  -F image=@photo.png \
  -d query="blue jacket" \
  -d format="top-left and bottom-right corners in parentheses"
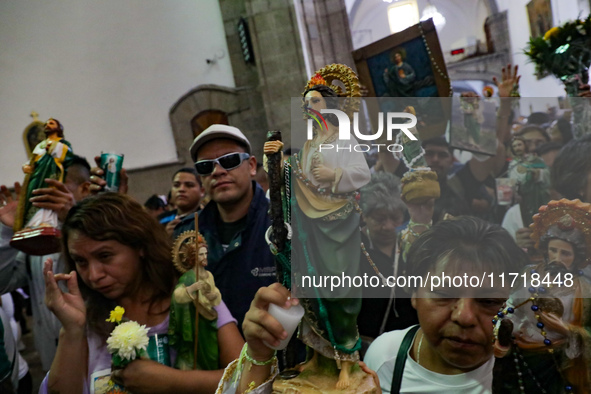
top-left (158, 209), bottom-right (178, 225)
top-left (174, 182), bottom-right (276, 329)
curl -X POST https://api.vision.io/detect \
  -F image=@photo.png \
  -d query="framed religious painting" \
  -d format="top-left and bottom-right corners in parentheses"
top-left (527, 0), bottom-right (553, 79)
top-left (526, 0), bottom-right (553, 39)
top-left (352, 18), bottom-right (451, 140)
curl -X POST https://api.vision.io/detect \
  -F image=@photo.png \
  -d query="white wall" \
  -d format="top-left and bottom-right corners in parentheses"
top-left (0, 0), bottom-right (234, 186)
top-left (348, 0), bottom-right (489, 57)
top-left (496, 0), bottom-right (586, 99)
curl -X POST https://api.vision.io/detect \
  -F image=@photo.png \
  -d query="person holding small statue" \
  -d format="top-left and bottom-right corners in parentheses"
top-left (169, 233), bottom-right (224, 371)
top-left (11, 118), bottom-right (74, 255)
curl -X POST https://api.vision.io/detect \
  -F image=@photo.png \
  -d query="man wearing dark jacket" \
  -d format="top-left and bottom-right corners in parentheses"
top-left (175, 125), bottom-right (276, 329)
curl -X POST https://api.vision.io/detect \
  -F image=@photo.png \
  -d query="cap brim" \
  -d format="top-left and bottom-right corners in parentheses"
top-left (190, 132), bottom-right (251, 162)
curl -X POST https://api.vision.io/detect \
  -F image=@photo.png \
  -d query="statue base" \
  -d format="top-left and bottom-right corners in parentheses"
top-left (272, 368), bottom-right (379, 393)
top-left (10, 227), bottom-right (61, 255)
top-left (272, 362), bottom-right (379, 393)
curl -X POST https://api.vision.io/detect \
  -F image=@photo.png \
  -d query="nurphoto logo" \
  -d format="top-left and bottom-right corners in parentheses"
top-left (305, 108), bottom-right (417, 153)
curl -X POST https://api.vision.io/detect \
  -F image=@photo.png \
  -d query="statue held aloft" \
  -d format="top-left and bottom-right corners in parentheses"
top-left (11, 118), bottom-right (74, 255)
top-left (263, 64), bottom-right (377, 392)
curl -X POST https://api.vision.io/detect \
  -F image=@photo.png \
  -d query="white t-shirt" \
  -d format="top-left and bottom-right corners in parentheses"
top-left (501, 204), bottom-right (523, 240)
top-left (364, 325), bottom-right (494, 394)
top-left (0, 294), bottom-right (29, 380)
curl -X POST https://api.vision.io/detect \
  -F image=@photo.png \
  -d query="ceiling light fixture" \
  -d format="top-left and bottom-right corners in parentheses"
top-left (421, 2), bottom-right (446, 30)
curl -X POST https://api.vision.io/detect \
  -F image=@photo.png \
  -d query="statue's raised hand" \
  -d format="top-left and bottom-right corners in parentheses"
top-left (264, 141), bottom-right (284, 155)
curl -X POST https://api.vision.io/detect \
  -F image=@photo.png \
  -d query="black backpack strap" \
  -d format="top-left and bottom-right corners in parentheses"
top-left (390, 325), bottom-right (420, 394)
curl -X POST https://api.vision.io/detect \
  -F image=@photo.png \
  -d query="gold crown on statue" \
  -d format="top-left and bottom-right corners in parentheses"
top-left (172, 231), bottom-right (208, 273)
top-left (303, 64), bottom-right (362, 117)
top-left (530, 199), bottom-right (591, 262)
top-left (307, 73), bottom-right (328, 89)
top-left (303, 64), bottom-right (361, 97)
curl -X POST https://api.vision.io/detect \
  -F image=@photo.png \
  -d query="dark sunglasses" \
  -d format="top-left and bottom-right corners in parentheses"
top-left (194, 152), bottom-right (250, 175)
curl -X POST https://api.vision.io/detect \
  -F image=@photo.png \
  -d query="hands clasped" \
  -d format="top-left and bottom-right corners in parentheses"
top-left (311, 165), bottom-right (336, 183)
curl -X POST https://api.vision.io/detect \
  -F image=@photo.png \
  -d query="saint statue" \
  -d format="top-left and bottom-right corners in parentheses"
top-left (508, 136), bottom-right (551, 226)
top-left (494, 199), bottom-right (591, 393)
top-left (169, 231), bottom-right (221, 371)
top-left (459, 93), bottom-right (485, 146)
top-left (11, 118), bottom-right (74, 255)
top-left (383, 48), bottom-right (416, 98)
top-left (264, 64), bottom-right (373, 391)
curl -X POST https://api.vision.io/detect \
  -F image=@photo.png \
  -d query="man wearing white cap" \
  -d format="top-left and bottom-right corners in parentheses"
top-left (175, 124), bottom-right (276, 330)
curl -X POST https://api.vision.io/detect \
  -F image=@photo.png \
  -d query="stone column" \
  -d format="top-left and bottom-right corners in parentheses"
top-left (296, 0), bottom-right (356, 72)
top-left (485, 10), bottom-right (511, 56)
top-left (245, 0), bottom-right (308, 142)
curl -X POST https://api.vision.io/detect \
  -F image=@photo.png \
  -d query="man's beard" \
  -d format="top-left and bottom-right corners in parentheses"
top-left (44, 126), bottom-right (58, 136)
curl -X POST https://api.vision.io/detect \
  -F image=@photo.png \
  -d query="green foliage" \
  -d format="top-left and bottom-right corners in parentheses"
top-left (524, 15), bottom-right (591, 80)
top-left (111, 353), bottom-right (127, 368)
top-left (111, 348), bottom-right (147, 368)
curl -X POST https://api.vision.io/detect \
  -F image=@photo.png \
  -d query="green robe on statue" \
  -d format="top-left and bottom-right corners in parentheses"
top-left (168, 269), bottom-right (219, 371)
top-left (289, 139), bottom-right (370, 361)
top-left (17, 138), bottom-right (73, 229)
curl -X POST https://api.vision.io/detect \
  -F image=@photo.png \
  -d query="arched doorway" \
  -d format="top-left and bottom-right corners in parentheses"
top-left (191, 109), bottom-right (229, 138)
